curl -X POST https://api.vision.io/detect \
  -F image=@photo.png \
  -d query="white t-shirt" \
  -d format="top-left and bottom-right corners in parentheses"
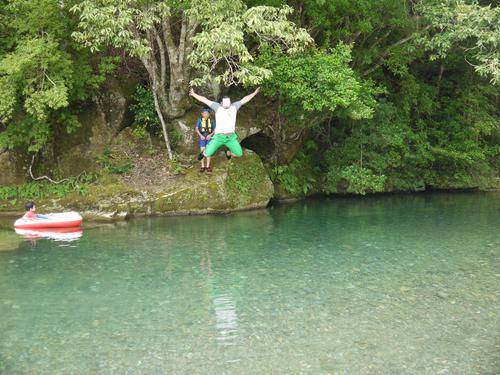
top-left (210, 101), bottom-right (242, 134)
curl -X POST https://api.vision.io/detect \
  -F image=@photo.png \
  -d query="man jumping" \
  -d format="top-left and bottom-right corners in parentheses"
top-left (189, 87), bottom-right (260, 160)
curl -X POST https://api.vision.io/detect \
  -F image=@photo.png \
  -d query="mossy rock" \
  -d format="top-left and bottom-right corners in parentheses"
top-left (53, 76), bottom-right (139, 177)
top-left (152, 151), bottom-right (274, 214)
top-left (225, 153), bottom-right (274, 206)
top-left (5, 151), bottom-right (274, 220)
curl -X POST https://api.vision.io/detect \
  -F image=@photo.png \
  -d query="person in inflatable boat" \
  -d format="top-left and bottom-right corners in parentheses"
top-left (23, 201), bottom-right (47, 219)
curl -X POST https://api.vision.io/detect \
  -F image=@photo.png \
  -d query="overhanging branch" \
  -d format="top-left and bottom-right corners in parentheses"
top-left (363, 24), bottom-right (432, 76)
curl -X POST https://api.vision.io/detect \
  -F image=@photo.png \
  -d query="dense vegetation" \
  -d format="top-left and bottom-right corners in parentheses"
top-left (0, 0), bottom-right (498, 197)
top-left (251, 0), bottom-right (499, 194)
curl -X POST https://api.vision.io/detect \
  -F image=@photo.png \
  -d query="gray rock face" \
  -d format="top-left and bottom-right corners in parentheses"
top-left (172, 117), bottom-right (195, 154)
top-left (0, 152), bottom-right (26, 185)
top-left (56, 77), bottom-right (137, 177)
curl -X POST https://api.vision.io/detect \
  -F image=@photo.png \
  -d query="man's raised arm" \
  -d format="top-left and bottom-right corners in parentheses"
top-left (189, 89), bottom-right (215, 107)
top-left (239, 87), bottom-right (260, 105)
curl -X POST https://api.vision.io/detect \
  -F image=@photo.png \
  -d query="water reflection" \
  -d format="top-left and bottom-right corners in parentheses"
top-left (213, 294), bottom-right (239, 344)
top-left (15, 227), bottom-right (83, 243)
top-left (201, 251), bottom-right (240, 346)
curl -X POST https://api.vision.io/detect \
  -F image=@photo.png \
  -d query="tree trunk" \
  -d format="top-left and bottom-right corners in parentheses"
top-left (139, 48), bottom-right (174, 159)
top-left (168, 63), bottom-right (191, 118)
top-left (135, 13), bottom-right (198, 157)
top-left (152, 88), bottom-right (173, 160)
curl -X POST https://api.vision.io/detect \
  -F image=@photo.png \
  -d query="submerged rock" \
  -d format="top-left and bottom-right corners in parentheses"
top-left (0, 231), bottom-right (23, 251)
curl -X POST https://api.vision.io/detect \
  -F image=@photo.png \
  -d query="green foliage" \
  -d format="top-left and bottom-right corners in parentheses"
top-left (71, 0), bottom-right (167, 57)
top-left (168, 128), bottom-right (183, 148)
top-left (258, 45), bottom-right (378, 119)
top-left (248, 0), bottom-right (416, 72)
top-left (0, 116), bottom-right (51, 152)
top-left (131, 85), bottom-right (160, 130)
top-left (130, 124), bottom-right (150, 141)
top-left (0, 36), bottom-right (70, 121)
top-left (0, 0), bottom-right (113, 152)
top-left (97, 149), bottom-right (134, 175)
top-left (326, 165), bottom-right (386, 195)
top-left (0, 174), bottom-right (93, 206)
top-left (166, 158), bottom-right (185, 175)
top-left (417, 0), bottom-right (500, 84)
top-left (256, 0), bottom-right (498, 195)
top-left (322, 57), bottom-right (498, 193)
top-left (130, 84), bottom-right (182, 150)
top-left (271, 141), bottom-right (320, 195)
top-left (190, 3), bottom-right (313, 86)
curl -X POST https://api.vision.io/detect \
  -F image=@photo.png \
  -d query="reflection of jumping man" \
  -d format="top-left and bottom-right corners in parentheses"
top-left (189, 87), bottom-right (260, 160)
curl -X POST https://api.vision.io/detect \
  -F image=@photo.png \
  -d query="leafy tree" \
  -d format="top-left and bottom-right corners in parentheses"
top-left (256, 43), bottom-right (379, 169)
top-left (259, 44), bottom-right (376, 118)
top-left (71, 0), bottom-right (312, 158)
top-left (417, 0), bottom-right (500, 84)
top-left (252, 0), bottom-right (498, 194)
top-left (246, 0), bottom-right (422, 75)
top-left (0, 0), bottom-right (107, 153)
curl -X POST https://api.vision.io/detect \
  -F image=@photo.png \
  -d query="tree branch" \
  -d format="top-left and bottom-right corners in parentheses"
top-left (145, 30), bottom-right (161, 88)
top-left (28, 154), bottom-right (70, 184)
top-left (363, 24), bottom-right (431, 76)
top-left (152, 26), bottom-right (167, 88)
top-left (178, 15), bottom-right (188, 66)
top-left (162, 15), bottom-right (178, 62)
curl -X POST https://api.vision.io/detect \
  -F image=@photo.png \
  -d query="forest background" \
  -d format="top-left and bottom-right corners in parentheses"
top-left (0, 0), bottom-right (498, 204)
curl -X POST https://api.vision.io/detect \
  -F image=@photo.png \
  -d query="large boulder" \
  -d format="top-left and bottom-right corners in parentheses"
top-left (27, 151), bottom-right (274, 220)
top-left (55, 77), bottom-right (138, 177)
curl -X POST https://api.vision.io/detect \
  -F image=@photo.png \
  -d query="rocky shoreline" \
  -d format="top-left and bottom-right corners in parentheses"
top-left (0, 152), bottom-right (274, 222)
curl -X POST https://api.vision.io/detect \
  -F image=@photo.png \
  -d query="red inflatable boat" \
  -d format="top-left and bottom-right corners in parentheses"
top-left (14, 212), bottom-right (83, 229)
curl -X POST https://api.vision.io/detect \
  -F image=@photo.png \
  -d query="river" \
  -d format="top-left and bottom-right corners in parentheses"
top-left (0, 192), bottom-right (498, 374)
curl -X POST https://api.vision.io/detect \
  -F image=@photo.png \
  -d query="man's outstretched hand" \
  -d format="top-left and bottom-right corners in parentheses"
top-left (240, 87), bottom-right (261, 105)
top-left (189, 89), bottom-right (214, 106)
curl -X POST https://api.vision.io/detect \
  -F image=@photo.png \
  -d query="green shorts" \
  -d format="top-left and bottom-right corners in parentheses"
top-left (204, 133), bottom-right (243, 157)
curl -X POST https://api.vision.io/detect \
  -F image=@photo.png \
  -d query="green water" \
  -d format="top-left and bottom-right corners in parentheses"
top-left (0, 193), bottom-right (499, 374)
